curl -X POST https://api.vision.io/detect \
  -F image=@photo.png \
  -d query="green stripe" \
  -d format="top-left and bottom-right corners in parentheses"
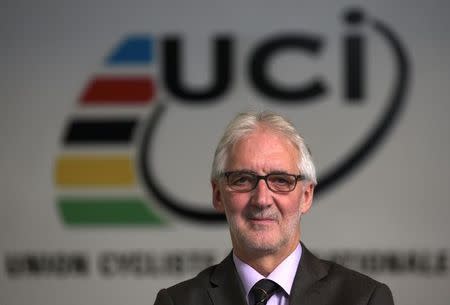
top-left (58, 197), bottom-right (166, 225)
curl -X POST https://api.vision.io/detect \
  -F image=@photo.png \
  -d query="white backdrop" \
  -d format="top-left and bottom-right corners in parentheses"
top-left (1, 1), bottom-right (449, 305)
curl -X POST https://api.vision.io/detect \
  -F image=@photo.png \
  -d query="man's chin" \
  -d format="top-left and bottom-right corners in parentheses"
top-left (246, 242), bottom-right (280, 255)
top-left (242, 234), bottom-right (282, 253)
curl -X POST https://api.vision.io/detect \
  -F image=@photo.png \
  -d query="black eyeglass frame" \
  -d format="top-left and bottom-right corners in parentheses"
top-left (221, 171), bottom-right (306, 193)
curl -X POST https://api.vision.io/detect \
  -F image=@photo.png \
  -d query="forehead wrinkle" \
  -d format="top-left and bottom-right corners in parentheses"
top-left (226, 130), bottom-right (300, 174)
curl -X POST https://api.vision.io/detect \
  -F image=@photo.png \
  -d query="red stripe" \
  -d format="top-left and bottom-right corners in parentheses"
top-left (81, 76), bottom-right (154, 104)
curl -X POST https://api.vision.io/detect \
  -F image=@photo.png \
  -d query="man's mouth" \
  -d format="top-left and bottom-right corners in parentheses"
top-left (245, 209), bottom-right (279, 225)
top-left (248, 217), bottom-right (276, 224)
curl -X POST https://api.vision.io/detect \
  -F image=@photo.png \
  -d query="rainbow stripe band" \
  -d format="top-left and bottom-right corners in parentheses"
top-left (54, 34), bottom-right (165, 226)
top-left (81, 76), bottom-right (154, 104)
top-left (107, 36), bottom-right (153, 65)
top-left (64, 118), bottom-right (138, 144)
top-left (58, 197), bottom-right (165, 225)
top-left (55, 155), bottom-right (135, 187)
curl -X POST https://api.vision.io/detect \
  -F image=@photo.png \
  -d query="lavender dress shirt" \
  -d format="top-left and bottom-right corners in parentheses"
top-left (233, 244), bottom-right (302, 305)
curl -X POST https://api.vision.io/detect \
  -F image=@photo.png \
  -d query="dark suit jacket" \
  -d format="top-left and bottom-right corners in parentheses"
top-left (154, 244), bottom-right (394, 305)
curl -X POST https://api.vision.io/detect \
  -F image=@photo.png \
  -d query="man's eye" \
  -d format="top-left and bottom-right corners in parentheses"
top-left (270, 176), bottom-right (291, 185)
top-left (231, 175), bottom-right (253, 185)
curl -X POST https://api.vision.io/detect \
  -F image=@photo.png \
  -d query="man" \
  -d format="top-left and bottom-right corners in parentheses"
top-left (154, 111), bottom-right (394, 305)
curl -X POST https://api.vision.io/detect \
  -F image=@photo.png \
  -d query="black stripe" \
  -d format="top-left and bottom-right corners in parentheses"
top-left (64, 118), bottom-right (137, 144)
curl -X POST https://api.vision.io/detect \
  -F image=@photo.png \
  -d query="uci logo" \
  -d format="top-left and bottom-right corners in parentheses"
top-left (55, 8), bottom-right (410, 225)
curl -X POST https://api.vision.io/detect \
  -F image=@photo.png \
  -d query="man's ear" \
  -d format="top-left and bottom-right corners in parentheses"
top-left (300, 183), bottom-right (315, 215)
top-left (211, 180), bottom-right (225, 212)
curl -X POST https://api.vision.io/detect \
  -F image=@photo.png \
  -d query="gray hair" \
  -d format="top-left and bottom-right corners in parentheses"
top-left (211, 111), bottom-right (317, 185)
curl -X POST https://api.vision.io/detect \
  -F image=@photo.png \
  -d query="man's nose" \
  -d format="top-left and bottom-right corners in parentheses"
top-left (251, 178), bottom-right (272, 207)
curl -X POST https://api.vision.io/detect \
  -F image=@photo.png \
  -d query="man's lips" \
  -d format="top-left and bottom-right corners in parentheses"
top-left (248, 217), bottom-right (276, 224)
top-left (245, 210), bottom-right (279, 224)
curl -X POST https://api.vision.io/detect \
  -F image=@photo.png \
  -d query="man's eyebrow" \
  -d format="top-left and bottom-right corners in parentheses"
top-left (268, 170), bottom-right (290, 175)
top-left (230, 169), bottom-right (257, 174)
top-left (232, 169), bottom-right (291, 175)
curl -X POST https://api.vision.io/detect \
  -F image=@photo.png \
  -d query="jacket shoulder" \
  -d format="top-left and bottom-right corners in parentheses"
top-left (322, 258), bottom-right (381, 286)
top-left (319, 259), bottom-right (394, 304)
top-left (154, 264), bottom-right (217, 305)
top-left (168, 264), bottom-right (216, 293)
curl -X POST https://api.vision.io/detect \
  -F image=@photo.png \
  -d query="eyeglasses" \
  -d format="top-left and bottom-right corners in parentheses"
top-left (222, 171), bottom-right (306, 193)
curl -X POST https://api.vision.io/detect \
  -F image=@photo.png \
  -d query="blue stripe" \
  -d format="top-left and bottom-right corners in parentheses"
top-left (107, 35), bottom-right (153, 65)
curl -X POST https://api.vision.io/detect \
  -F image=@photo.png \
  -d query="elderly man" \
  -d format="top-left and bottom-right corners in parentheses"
top-left (154, 111), bottom-right (394, 305)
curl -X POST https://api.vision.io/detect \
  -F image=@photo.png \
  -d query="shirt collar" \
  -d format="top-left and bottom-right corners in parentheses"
top-left (233, 244), bottom-right (302, 297)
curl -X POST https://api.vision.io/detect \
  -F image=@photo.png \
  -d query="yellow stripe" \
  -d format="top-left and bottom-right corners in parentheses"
top-left (55, 155), bottom-right (136, 186)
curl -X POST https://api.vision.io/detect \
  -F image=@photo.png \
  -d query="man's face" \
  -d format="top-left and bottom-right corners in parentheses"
top-left (212, 129), bottom-right (314, 259)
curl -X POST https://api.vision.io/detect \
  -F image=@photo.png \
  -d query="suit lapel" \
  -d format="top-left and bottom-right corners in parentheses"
top-left (289, 243), bottom-right (329, 305)
top-left (207, 244), bottom-right (329, 305)
top-left (208, 253), bottom-right (248, 305)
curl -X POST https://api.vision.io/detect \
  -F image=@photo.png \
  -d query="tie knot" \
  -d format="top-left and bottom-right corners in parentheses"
top-left (250, 279), bottom-right (280, 305)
